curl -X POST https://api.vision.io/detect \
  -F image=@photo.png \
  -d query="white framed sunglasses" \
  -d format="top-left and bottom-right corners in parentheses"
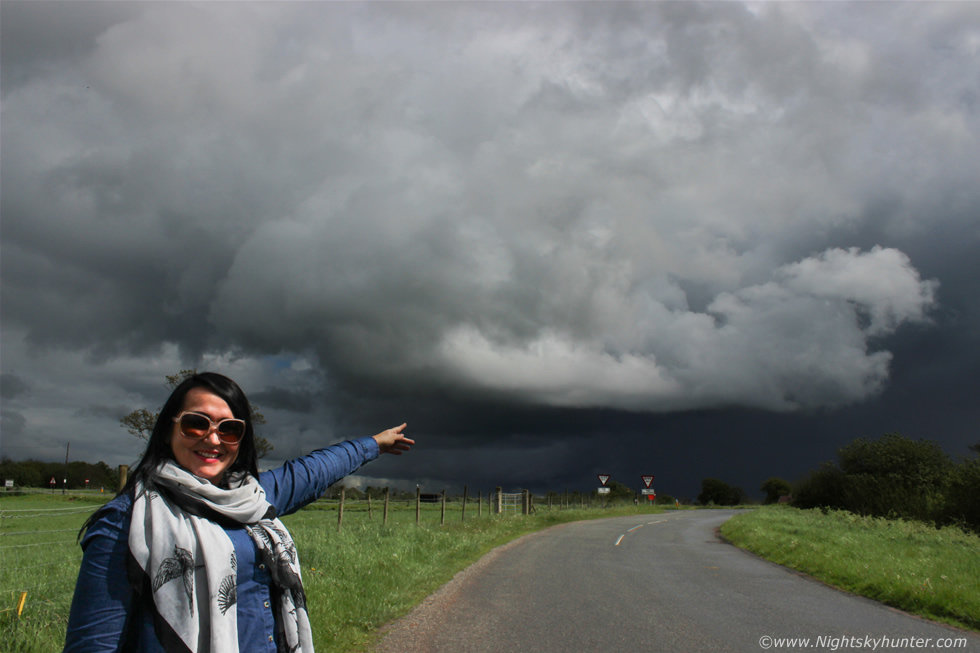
top-left (172, 411), bottom-right (246, 444)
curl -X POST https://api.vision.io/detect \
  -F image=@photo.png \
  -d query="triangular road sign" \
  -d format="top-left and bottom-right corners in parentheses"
top-left (642, 475), bottom-right (654, 488)
top-left (597, 474), bottom-right (610, 486)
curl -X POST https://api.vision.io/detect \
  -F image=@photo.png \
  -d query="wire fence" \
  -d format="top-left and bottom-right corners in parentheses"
top-left (0, 500), bottom-right (96, 620)
top-left (0, 485), bottom-right (614, 632)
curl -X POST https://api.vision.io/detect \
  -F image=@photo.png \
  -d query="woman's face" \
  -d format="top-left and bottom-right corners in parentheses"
top-left (170, 387), bottom-right (241, 485)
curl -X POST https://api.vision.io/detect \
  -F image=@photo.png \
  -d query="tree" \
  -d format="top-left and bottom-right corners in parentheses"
top-left (760, 477), bottom-right (792, 504)
top-left (837, 432), bottom-right (950, 488)
top-left (697, 478), bottom-right (747, 506)
top-left (120, 408), bottom-right (156, 440)
top-left (595, 480), bottom-right (635, 503)
top-left (794, 433), bottom-right (955, 524)
top-left (944, 458), bottom-right (980, 532)
top-left (121, 370), bottom-right (274, 459)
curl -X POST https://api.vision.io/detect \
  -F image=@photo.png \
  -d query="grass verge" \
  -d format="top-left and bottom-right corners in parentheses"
top-left (719, 505), bottom-right (980, 632)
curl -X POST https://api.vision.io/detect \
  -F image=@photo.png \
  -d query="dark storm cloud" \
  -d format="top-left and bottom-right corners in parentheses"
top-left (72, 404), bottom-right (134, 421)
top-left (2, 2), bottom-right (978, 496)
top-left (1, 373), bottom-right (31, 399)
top-left (250, 387), bottom-right (315, 414)
top-left (0, 1), bottom-right (140, 93)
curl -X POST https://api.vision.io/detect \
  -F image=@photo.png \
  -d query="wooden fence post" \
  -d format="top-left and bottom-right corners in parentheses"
top-left (461, 485), bottom-right (468, 521)
top-left (367, 493), bottom-right (373, 520)
top-left (521, 489), bottom-right (529, 515)
top-left (416, 487), bottom-right (421, 526)
top-left (495, 486), bottom-right (502, 514)
top-left (383, 487), bottom-right (390, 526)
top-left (117, 465), bottom-right (128, 494)
top-left (338, 487), bottom-right (345, 533)
top-left (478, 490), bottom-right (482, 517)
top-left (440, 489), bottom-right (446, 526)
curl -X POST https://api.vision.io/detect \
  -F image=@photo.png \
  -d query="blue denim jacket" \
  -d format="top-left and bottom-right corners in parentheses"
top-left (64, 437), bottom-right (379, 652)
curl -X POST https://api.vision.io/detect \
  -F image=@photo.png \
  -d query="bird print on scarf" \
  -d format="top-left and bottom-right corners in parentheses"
top-left (152, 545), bottom-right (195, 612)
top-left (218, 551), bottom-right (238, 615)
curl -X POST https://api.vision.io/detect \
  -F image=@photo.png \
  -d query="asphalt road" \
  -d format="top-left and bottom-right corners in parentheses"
top-left (376, 510), bottom-right (980, 653)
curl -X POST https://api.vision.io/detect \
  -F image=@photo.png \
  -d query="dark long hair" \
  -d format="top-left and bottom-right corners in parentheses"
top-left (80, 372), bottom-right (260, 537)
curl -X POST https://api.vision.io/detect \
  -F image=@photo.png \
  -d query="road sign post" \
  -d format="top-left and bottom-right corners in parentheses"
top-left (597, 475), bottom-right (611, 506)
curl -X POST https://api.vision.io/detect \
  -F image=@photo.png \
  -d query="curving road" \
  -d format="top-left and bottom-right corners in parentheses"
top-left (377, 510), bottom-right (980, 652)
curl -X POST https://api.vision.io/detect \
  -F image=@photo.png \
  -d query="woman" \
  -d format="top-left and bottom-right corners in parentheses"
top-left (64, 372), bottom-right (414, 653)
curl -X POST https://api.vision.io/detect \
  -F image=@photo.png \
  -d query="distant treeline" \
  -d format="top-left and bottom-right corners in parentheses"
top-left (0, 458), bottom-right (119, 490)
top-left (696, 432), bottom-right (980, 534)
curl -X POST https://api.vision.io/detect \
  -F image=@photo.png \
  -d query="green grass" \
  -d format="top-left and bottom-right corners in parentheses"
top-left (0, 492), bottom-right (108, 653)
top-left (720, 505), bottom-right (980, 632)
top-left (0, 491), bottom-right (662, 653)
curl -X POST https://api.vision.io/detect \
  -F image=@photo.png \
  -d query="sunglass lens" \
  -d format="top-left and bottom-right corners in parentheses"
top-left (180, 414), bottom-right (211, 438)
top-left (217, 421), bottom-right (245, 443)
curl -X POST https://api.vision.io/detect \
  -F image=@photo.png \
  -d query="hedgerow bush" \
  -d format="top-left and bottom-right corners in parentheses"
top-left (792, 433), bottom-right (979, 533)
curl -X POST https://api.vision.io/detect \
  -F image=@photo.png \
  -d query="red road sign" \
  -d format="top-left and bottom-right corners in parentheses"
top-left (49, 477), bottom-right (56, 485)
top-left (641, 475), bottom-right (654, 488)
top-left (597, 474), bottom-right (610, 486)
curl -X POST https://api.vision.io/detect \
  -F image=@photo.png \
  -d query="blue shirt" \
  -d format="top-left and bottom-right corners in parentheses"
top-left (64, 437), bottom-right (379, 652)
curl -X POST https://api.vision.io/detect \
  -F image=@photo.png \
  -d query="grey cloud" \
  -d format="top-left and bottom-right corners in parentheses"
top-left (250, 387), bottom-right (315, 414)
top-left (0, 1), bottom-right (139, 93)
top-left (73, 404), bottom-right (134, 420)
top-left (1, 2), bottom-right (978, 494)
top-left (1, 410), bottom-right (27, 440)
top-left (1, 373), bottom-right (31, 399)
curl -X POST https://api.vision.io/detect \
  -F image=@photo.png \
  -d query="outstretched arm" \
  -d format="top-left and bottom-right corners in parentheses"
top-left (373, 423), bottom-right (415, 455)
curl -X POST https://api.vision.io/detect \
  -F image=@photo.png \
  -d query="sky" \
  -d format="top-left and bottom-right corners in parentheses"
top-left (2, 1), bottom-right (978, 501)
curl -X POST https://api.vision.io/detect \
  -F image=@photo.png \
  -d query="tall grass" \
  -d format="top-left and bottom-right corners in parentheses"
top-left (720, 505), bottom-right (980, 632)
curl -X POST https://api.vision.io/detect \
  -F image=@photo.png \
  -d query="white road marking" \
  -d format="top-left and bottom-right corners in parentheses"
top-left (618, 517), bottom-right (671, 545)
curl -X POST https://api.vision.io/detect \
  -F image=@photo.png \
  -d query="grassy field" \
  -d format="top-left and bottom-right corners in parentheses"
top-left (0, 492), bottom-right (108, 653)
top-left (720, 505), bottom-right (980, 632)
top-left (0, 491), bottom-right (663, 652)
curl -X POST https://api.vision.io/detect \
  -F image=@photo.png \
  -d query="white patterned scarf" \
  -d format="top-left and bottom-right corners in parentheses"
top-left (127, 462), bottom-right (314, 653)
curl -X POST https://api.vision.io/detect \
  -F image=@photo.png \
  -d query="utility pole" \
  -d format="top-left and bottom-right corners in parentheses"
top-left (62, 442), bottom-right (70, 495)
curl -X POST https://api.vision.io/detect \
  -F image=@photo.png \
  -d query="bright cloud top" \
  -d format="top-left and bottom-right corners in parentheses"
top-left (437, 246), bottom-right (936, 411)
